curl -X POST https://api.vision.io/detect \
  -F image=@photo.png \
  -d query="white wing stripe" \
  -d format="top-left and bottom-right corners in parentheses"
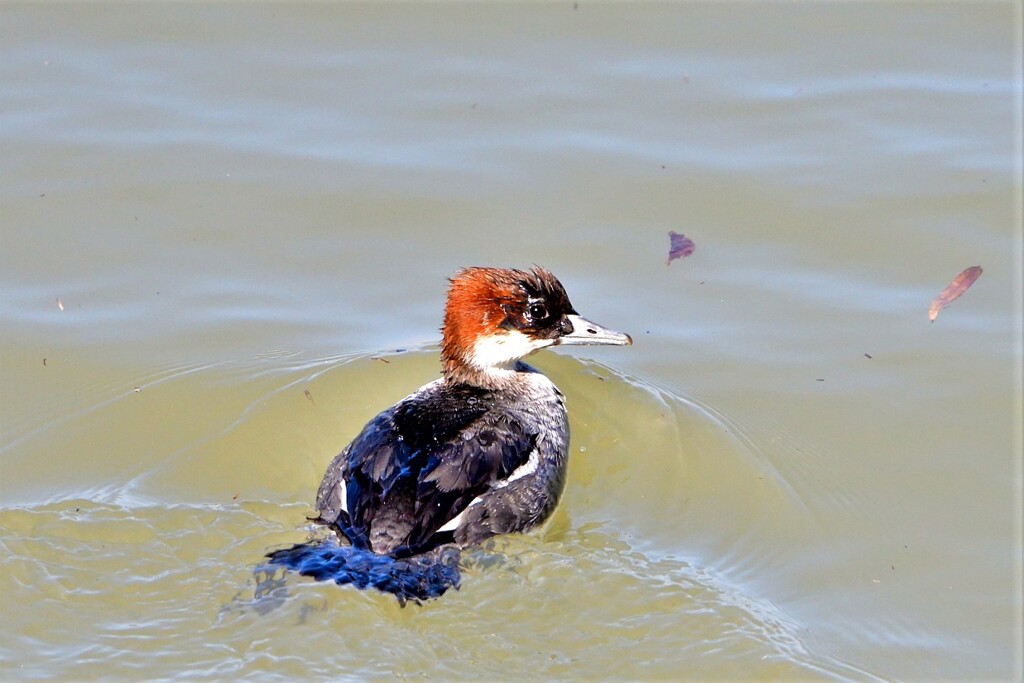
top-left (437, 495), bottom-right (484, 532)
top-left (435, 449), bottom-right (540, 532)
top-left (502, 448), bottom-right (540, 485)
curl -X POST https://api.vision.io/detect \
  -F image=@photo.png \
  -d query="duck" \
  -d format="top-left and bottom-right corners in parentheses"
top-left (267, 266), bottom-right (631, 602)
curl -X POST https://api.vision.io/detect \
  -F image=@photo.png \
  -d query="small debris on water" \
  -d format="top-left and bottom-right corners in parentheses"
top-left (667, 231), bottom-right (696, 265)
top-left (56, 297), bottom-right (64, 311)
top-left (929, 266), bottom-right (982, 322)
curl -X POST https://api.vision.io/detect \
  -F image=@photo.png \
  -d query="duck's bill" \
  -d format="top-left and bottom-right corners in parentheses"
top-left (557, 314), bottom-right (633, 346)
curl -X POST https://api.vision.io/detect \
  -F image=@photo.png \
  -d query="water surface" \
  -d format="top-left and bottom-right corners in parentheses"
top-left (1, 3), bottom-right (1020, 680)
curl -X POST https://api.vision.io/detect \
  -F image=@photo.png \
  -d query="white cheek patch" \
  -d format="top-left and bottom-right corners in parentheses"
top-left (469, 330), bottom-right (553, 370)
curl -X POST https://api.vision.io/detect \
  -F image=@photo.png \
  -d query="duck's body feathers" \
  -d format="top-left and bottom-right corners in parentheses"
top-left (314, 368), bottom-right (568, 558)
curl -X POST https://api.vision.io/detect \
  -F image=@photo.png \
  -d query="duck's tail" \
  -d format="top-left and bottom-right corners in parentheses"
top-left (265, 541), bottom-right (461, 605)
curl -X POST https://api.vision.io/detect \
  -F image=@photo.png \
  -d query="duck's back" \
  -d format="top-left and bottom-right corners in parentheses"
top-left (314, 368), bottom-right (570, 557)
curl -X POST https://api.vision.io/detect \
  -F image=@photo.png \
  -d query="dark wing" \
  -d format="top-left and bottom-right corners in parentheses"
top-left (409, 416), bottom-right (536, 551)
top-left (322, 384), bottom-right (535, 555)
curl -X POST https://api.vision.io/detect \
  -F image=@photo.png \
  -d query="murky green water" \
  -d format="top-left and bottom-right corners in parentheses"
top-left (2, 3), bottom-right (1020, 680)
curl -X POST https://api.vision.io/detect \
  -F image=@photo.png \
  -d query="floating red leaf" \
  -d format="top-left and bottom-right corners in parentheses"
top-left (929, 266), bottom-right (983, 322)
top-left (667, 231), bottom-right (695, 265)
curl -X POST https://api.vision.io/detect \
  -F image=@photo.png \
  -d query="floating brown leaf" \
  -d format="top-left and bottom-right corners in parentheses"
top-left (929, 266), bottom-right (982, 322)
top-left (667, 231), bottom-right (695, 265)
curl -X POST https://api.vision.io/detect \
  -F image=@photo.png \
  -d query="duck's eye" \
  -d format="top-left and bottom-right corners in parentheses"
top-left (526, 302), bottom-right (548, 323)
